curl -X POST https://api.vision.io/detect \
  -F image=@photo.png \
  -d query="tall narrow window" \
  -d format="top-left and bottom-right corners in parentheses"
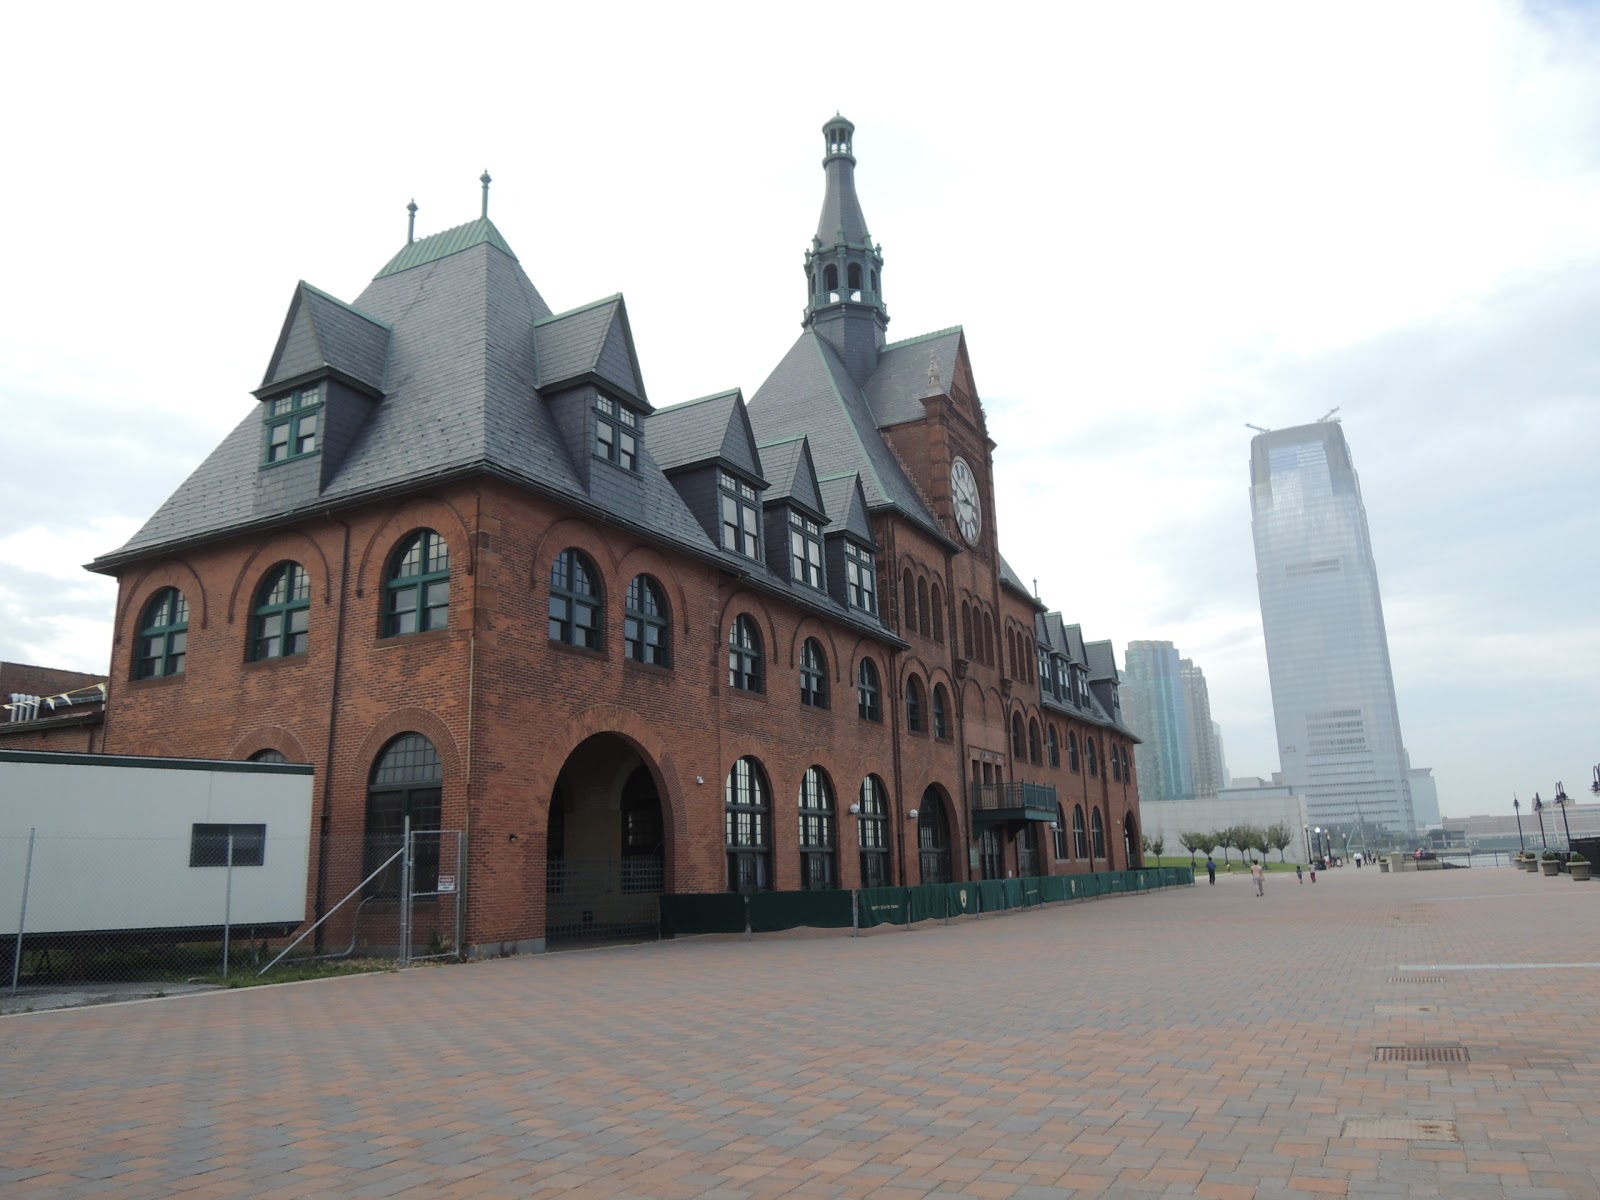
top-left (718, 470), bottom-right (761, 559)
top-left (624, 574), bottom-right (668, 665)
top-left (365, 733), bottom-right (442, 895)
top-left (800, 637), bottom-right (828, 708)
top-left (263, 384), bottom-right (322, 464)
top-left (798, 767), bottom-right (837, 890)
top-left (1047, 726), bottom-right (1060, 768)
top-left (916, 578), bottom-right (931, 637)
top-left (1068, 731), bottom-right (1080, 772)
top-left (844, 541), bottom-right (877, 614)
top-left (1073, 804), bottom-right (1088, 859)
top-left (918, 791), bottom-right (951, 884)
top-left (1053, 804), bottom-right (1069, 859)
top-left (906, 676), bottom-right (924, 734)
top-left (1011, 713), bottom-right (1025, 758)
top-left (789, 512), bottom-right (824, 589)
top-left (858, 775), bottom-right (890, 888)
top-left (725, 756), bottom-right (771, 892)
top-left (930, 583), bottom-right (944, 643)
top-left (549, 549), bottom-right (602, 650)
top-left (1092, 808), bottom-right (1106, 859)
top-left (136, 588), bottom-right (189, 679)
top-left (932, 684), bottom-right (950, 740)
top-left (1111, 744), bottom-right (1122, 782)
top-left (857, 658), bottom-right (881, 721)
top-left (594, 394), bottom-right (638, 470)
top-left (385, 530), bottom-right (450, 636)
top-left (1028, 719), bottom-right (1042, 765)
top-left (251, 563), bottom-right (310, 661)
top-left (902, 569), bottom-right (916, 632)
top-left (1087, 737), bottom-right (1099, 778)
top-left (729, 615), bottom-right (763, 693)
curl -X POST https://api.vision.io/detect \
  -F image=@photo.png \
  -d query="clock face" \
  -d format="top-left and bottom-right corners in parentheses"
top-left (951, 456), bottom-right (982, 545)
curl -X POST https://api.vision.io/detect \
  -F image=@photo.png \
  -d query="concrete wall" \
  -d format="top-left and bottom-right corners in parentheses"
top-left (1138, 794), bottom-right (1312, 863)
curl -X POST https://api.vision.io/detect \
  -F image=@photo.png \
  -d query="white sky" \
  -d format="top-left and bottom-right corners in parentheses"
top-left (4, 1), bottom-right (1598, 818)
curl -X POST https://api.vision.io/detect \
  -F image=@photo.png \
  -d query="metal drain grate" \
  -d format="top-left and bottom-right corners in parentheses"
top-left (1374, 1044), bottom-right (1468, 1063)
top-left (1388, 975), bottom-right (1444, 984)
top-left (1342, 1117), bottom-right (1458, 1140)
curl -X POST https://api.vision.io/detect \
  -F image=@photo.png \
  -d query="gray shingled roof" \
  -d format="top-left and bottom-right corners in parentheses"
top-left (816, 473), bottom-right (876, 546)
top-left (259, 283), bottom-right (391, 395)
top-left (747, 331), bottom-right (951, 547)
top-left (757, 437), bottom-right (826, 519)
top-left (534, 295), bottom-right (649, 407)
top-left (998, 553), bottom-right (1039, 606)
top-left (648, 390), bottom-right (764, 482)
top-left (861, 327), bottom-right (963, 428)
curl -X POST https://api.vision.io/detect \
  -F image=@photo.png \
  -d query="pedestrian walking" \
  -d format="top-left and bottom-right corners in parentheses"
top-left (1206, 855), bottom-right (1216, 885)
top-left (1296, 863), bottom-right (1303, 884)
top-left (1252, 860), bottom-right (1265, 897)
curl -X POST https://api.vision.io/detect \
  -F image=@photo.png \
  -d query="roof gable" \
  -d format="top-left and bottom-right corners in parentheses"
top-left (861, 327), bottom-right (962, 427)
top-left (816, 472), bottom-right (876, 545)
top-left (757, 437), bottom-right (826, 516)
top-left (259, 282), bottom-right (391, 396)
top-left (647, 389), bottom-right (763, 482)
top-left (534, 295), bottom-right (650, 407)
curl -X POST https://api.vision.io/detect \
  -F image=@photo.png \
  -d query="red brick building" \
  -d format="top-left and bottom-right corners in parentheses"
top-left (86, 117), bottom-right (1142, 952)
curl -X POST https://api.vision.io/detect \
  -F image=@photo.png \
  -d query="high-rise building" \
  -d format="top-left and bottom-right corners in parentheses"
top-left (1181, 659), bottom-right (1224, 798)
top-left (1250, 422), bottom-right (1415, 839)
top-left (1122, 641), bottom-right (1194, 802)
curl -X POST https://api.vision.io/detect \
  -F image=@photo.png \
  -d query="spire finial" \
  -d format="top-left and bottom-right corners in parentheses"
top-left (406, 198), bottom-right (418, 244)
top-left (925, 349), bottom-right (941, 395)
top-left (480, 169), bottom-right (492, 219)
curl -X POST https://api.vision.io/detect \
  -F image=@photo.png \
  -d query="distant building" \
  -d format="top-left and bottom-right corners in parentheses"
top-left (1407, 764), bottom-right (1441, 828)
top-left (1181, 658), bottom-right (1224, 798)
top-left (0, 662), bottom-right (107, 751)
top-left (1213, 721), bottom-right (1230, 789)
top-left (1250, 422), bottom-right (1416, 839)
top-left (1122, 641), bottom-right (1194, 802)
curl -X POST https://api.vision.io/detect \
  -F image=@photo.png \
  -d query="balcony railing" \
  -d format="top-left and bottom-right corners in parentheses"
top-left (969, 780), bottom-right (1057, 814)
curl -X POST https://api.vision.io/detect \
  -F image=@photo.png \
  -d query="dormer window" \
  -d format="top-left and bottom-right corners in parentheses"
top-left (264, 385), bottom-right (322, 464)
top-left (789, 512), bottom-right (824, 591)
top-left (595, 394), bottom-right (638, 470)
top-left (843, 541), bottom-right (877, 615)
top-left (719, 470), bottom-right (760, 559)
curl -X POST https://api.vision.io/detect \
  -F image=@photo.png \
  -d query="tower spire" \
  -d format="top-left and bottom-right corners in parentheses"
top-left (406, 198), bottom-right (418, 244)
top-left (803, 115), bottom-right (888, 384)
top-left (480, 170), bottom-right (492, 219)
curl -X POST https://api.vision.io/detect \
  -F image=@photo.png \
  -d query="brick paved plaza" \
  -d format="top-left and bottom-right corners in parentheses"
top-left (4, 866), bottom-right (1598, 1199)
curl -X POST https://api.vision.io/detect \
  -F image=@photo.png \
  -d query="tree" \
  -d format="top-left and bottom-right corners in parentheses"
top-left (1150, 834), bottom-right (1165, 859)
top-left (1217, 827), bottom-right (1236, 864)
top-left (1244, 825), bottom-right (1268, 862)
top-left (1177, 830), bottom-right (1205, 866)
top-left (1265, 822), bottom-right (1294, 863)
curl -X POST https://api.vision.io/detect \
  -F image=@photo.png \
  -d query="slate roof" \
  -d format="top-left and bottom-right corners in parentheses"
top-left (259, 283), bottom-right (391, 396)
top-left (816, 473), bottom-right (876, 545)
top-left (998, 553), bottom-right (1038, 606)
top-left (862, 327), bottom-right (963, 428)
top-left (534, 295), bottom-right (650, 408)
top-left (756, 437), bottom-right (827, 519)
top-left (647, 390), bottom-right (764, 481)
top-left (747, 331), bottom-right (953, 547)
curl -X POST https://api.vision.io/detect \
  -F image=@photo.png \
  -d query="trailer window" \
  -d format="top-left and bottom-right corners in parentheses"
top-left (190, 824), bottom-right (266, 867)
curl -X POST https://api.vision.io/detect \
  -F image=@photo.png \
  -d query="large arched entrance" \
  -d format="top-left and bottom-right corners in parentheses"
top-left (1124, 812), bottom-right (1141, 869)
top-left (918, 787), bottom-right (952, 884)
top-left (545, 733), bottom-right (666, 947)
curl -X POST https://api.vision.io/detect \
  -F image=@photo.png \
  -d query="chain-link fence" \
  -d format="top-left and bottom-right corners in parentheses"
top-left (3, 826), bottom-right (463, 1001)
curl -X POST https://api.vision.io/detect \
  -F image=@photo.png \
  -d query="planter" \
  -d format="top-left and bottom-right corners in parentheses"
top-left (1541, 859), bottom-right (1561, 876)
top-left (1571, 863), bottom-right (1591, 881)
top-left (1519, 857), bottom-right (1539, 872)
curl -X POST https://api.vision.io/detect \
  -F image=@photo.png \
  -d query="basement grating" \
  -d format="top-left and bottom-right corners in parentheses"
top-left (1342, 1116), bottom-right (1459, 1141)
top-left (1388, 975), bottom-right (1444, 984)
top-left (1374, 1044), bottom-right (1468, 1063)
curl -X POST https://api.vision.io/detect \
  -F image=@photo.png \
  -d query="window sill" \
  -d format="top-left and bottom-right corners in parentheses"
top-left (549, 640), bottom-right (607, 662)
top-left (243, 653), bottom-right (309, 672)
top-left (729, 685), bottom-right (768, 701)
top-left (128, 672), bottom-right (186, 689)
top-left (376, 627), bottom-right (451, 648)
top-left (623, 656), bottom-right (672, 676)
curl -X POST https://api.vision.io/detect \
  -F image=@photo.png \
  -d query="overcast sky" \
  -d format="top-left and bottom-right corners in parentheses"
top-left (4, 1), bottom-right (1598, 818)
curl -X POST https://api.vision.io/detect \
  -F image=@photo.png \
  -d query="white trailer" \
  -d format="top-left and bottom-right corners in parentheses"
top-left (1, 749), bottom-right (314, 942)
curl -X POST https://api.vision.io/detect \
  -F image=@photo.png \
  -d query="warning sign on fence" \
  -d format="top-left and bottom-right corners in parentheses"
top-left (437, 875), bottom-right (456, 893)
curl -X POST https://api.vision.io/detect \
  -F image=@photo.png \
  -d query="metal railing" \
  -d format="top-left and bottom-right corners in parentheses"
top-left (969, 780), bottom-right (1058, 812)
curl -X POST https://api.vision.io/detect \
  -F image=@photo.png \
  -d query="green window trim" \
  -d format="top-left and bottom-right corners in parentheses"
top-left (136, 588), bottom-right (189, 679)
top-left (263, 385), bottom-right (323, 465)
top-left (595, 394), bottom-right (639, 471)
top-left (549, 549), bottom-right (603, 650)
top-left (624, 574), bottom-right (669, 666)
top-left (384, 530), bottom-right (450, 637)
top-left (251, 562), bottom-right (310, 660)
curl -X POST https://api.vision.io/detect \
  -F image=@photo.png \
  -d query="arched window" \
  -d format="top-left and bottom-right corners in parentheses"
top-left (847, 262), bottom-right (863, 292)
top-left (906, 676), bottom-right (924, 734)
top-left (384, 530), bottom-right (449, 636)
top-left (251, 562), bottom-right (310, 661)
top-left (1028, 719), bottom-right (1042, 765)
top-left (549, 549), bottom-right (602, 650)
top-left (858, 775), bottom-right (890, 888)
top-left (725, 756), bottom-right (771, 892)
top-left (624, 574), bottom-right (669, 666)
top-left (1007, 629), bottom-right (1018, 680)
top-left (961, 602), bottom-right (973, 657)
top-left (800, 637), bottom-right (828, 707)
top-left (135, 588), bottom-right (189, 679)
top-left (1087, 737), bottom-right (1099, 778)
top-left (1073, 804), bottom-right (1088, 859)
top-left (824, 264), bottom-right (839, 292)
top-left (1047, 725), bottom-right (1060, 768)
top-left (729, 615), bottom-right (763, 692)
top-left (983, 612), bottom-right (995, 666)
top-left (365, 733), bottom-right (443, 895)
top-left (1053, 804), bottom-right (1069, 859)
top-left (918, 790), bottom-right (951, 884)
top-left (902, 569), bottom-right (916, 634)
top-left (916, 578), bottom-right (930, 637)
top-left (249, 749), bottom-right (289, 764)
top-left (857, 658), bottom-right (881, 721)
top-left (1011, 712), bottom-right (1025, 758)
top-left (798, 766), bottom-right (836, 890)
top-left (932, 684), bottom-right (950, 740)
top-left (1091, 807), bottom-right (1106, 859)
top-left (930, 583), bottom-right (944, 643)
top-left (1111, 744), bottom-right (1122, 782)
top-left (1068, 731), bottom-right (1080, 772)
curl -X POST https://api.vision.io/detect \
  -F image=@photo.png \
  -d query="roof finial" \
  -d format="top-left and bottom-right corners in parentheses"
top-left (406, 198), bottom-right (418, 244)
top-left (480, 169), bottom-right (492, 219)
top-left (925, 349), bottom-right (941, 396)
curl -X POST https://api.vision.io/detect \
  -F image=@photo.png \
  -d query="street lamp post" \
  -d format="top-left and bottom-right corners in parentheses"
top-left (1554, 783), bottom-right (1573, 849)
top-left (1303, 824), bottom-right (1311, 863)
top-left (1513, 795), bottom-right (1525, 854)
top-left (1532, 792), bottom-right (1547, 849)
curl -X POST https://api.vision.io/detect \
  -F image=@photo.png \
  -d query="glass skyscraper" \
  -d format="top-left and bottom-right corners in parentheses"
top-left (1122, 640), bottom-right (1195, 803)
top-left (1250, 422), bottom-right (1415, 840)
